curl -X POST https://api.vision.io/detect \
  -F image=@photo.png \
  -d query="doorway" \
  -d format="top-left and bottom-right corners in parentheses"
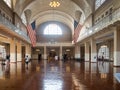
top-left (22, 46), bottom-right (26, 62)
top-left (98, 45), bottom-right (109, 60)
top-left (80, 46), bottom-right (85, 61)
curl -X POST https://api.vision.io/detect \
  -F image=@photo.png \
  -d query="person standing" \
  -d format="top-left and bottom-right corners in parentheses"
top-left (63, 53), bottom-right (67, 62)
top-left (102, 52), bottom-right (104, 65)
top-left (25, 55), bottom-right (29, 69)
top-left (6, 54), bottom-right (10, 64)
top-left (38, 53), bottom-right (41, 63)
top-left (55, 55), bottom-right (58, 61)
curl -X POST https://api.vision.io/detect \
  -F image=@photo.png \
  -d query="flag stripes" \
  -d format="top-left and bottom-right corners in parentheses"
top-left (74, 24), bottom-right (83, 43)
top-left (26, 21), bottom-right (36, 47)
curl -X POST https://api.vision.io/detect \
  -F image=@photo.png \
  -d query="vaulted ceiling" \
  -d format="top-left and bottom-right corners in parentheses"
top-left (13, 0), bottom-right (94, 34)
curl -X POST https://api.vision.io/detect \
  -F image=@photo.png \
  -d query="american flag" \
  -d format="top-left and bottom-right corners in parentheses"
top-left (74, 20), bottom-right (78, 29)
top-left (74, 24), bottom-right (83, 43)
top-left (26, 21), bottom-right (36, 47)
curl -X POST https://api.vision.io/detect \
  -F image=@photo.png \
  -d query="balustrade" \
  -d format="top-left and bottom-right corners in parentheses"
top-left (79, 7), bottom-right (120, 41)
top-left (0, 14), bottom-right (30, 42)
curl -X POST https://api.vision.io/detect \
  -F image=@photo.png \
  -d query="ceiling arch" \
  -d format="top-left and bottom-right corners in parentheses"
top-left (13, 0), bottom-right (94, 42)
top-left (14, 0), bottom-right (35, 15)
top-left (23, 0), bottom-right (84, 18)
top-left (18, 0), bottom-right (87, 34)
top-left (71, 0), bottom-right (93, 17)
top-left (14, 0), bottom-right (93, 18)
top-left (34, 10), bottom-right (74, 35)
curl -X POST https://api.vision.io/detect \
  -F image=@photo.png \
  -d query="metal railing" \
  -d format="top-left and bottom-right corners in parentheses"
top-left (0, 14), bottom-right (30, 42)
top-left (79, 7), bottom-right (120, 41)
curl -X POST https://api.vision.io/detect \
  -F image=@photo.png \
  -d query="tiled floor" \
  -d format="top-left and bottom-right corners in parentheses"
top-left (0, 60), bottom-right (120, 90)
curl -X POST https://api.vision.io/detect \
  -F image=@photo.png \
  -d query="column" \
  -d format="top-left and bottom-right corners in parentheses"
top-left (91, 38), bottom-right (97, 62)
top-left (26, 44), bottom-right (31, 58)
top-left (44, 46), bottom-right (47, 60)
top-left (85, 42), bottom-right (89, 61)
top-left (10, 39), bottom-right (16, 62)
top-left (60, 46), bottom-right (62, 60)
top-left (114, 28), bottom-right (120, 66)
top-left (75, 44), bottom-right (80, 60)
top-left (17, 41), bottom-right (22, 62)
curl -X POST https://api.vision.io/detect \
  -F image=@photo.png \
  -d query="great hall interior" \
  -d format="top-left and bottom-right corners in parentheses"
top-left (0, 0), bottom-right (120, 90)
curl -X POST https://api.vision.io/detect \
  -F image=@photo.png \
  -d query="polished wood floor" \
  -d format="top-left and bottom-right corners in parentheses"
top-left (0, 60), bottom-right (120, 90)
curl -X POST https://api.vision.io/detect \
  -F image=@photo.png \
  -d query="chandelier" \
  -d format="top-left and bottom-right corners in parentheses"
top-left (49, 0), bottom-right (60, 7)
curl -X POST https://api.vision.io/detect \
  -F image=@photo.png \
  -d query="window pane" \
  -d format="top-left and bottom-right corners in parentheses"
top-left (44, 24), bottom-right (62, 35)
top-left (3, 0), bottom-right (11, 8)
top-left (21, 13), bottom-right (27, 25)
top-left (95, 0), bottom-right (106, 10)
top-left (98, 45), bottom-right (109, 59)
top-left (101, 0), bottom-right (105, 4)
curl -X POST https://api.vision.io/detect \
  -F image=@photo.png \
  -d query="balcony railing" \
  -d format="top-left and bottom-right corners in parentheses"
top-left (36, 41), bottom-right (73, 46)
top-left (79, 7), bottom-right (120, 41)
top-left (0, 14), bottom-right (30, 42)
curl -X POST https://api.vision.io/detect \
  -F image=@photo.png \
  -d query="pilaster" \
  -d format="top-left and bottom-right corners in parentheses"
top-left (114, 27), bottom-right (120, 66)
top-left (91, 38), bottom-right (97, 62)
top-left (85, 42), bottom-right (90, 61)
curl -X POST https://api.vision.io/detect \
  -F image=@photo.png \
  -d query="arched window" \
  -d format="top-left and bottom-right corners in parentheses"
top-left (95, 0), bottom-right (106, 10)
top-left (98, 45), bottom-right (109, 59)
top-left (44, 24), bottom-right (62, 35)
top-left (21, 13), bottom-right (27, 25)
top-left (3, 0), bottom-right (11, 8)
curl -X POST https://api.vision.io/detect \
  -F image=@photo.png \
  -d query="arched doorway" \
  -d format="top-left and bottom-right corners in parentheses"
top-left (47, 47), bottom-right (60, 61)
top-left (98, 45), bottom-right (109, 60)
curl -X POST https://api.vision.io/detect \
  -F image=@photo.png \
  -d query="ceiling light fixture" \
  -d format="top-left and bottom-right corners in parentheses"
top-left (49, 0), bottom-right (60, 8)
top-left (66, 49), bottom-right (70, 52)
top-left (36, 49), bottom-right (40, 51)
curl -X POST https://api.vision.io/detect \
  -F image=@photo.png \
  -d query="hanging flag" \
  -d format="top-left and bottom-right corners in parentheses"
top-left (74, 20), bottom-right (78, 29)
top-left (74, 24), bottom-right (83, 43)
top-left (26, 21), bottom-right (36, 47)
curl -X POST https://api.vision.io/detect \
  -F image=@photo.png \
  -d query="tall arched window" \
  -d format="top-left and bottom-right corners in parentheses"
top-left (3, 0), bottom-right (11, 8)
top-left (21, 13), bottom-right (27, 25)
top-left (95, 0), bottom-right (106, 10)
top-left (44, 24), bottom-right (62, 35)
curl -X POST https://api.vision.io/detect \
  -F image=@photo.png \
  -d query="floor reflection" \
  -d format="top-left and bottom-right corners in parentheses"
top-left (0, 60), bottom-right (120, 90)
top-left (43, 78), bottom-right (63, 90)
